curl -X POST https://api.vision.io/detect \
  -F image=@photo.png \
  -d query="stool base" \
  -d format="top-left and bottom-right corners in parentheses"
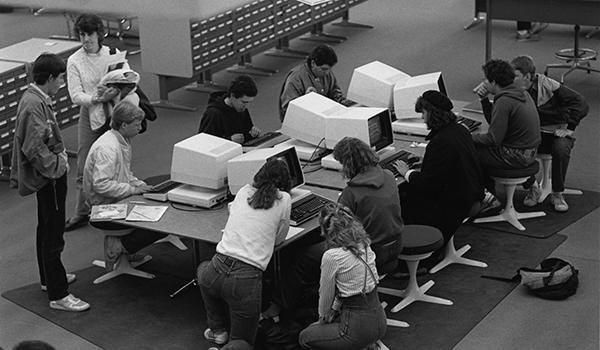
top-left (429, 237), bottom-right (487, 274)
top-left (92, 254), bottom-right (154, 284)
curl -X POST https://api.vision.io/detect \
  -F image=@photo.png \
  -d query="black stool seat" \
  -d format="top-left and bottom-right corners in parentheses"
top-left (488, 161), bottom-right (539, 179)
top-left (401, 225), bottom-right (443, 255)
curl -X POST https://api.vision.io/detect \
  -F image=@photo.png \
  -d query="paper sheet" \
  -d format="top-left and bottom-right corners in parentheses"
top-left (285, 226), bottom-right (304, 240)
top-left (125, 205), bottom-right (168, 222)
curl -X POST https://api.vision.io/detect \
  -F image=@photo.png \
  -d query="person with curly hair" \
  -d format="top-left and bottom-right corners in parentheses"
top-left (393, 91), bottom-right (484, 248)
top-left (197, 159), bottom-right (292, 349)
top-left (299, 204), bottom-right (386, 350)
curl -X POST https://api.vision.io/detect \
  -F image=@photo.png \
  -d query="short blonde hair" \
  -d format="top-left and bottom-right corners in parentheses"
top-left (110, 101), bottom-right (144, 130)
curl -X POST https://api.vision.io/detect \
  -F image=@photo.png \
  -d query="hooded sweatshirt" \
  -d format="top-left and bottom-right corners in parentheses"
top-left (198, 91), bottom-right (254, 142)
top-left (473, 83), bottom-right (540, 149)
top-left (338, 166), bottom-right (403, 247)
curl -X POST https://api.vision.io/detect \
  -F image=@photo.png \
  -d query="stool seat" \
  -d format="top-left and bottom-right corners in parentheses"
top-left (488, 161), bottom-right (539, 179)
top-left (401, 225), bottom-right (444, 255)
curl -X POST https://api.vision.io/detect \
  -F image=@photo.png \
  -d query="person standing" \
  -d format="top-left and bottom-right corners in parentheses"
top-left (65, 13), bottom-right (130, 231)
top-left (10, 54), bottom-right (90, 312)
top-left (511, 55), bottom-right (589, 212)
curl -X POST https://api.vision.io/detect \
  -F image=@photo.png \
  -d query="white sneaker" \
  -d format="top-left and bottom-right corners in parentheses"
top-left (49, 294), bottom-right (90, 312)
top-left (204, 328), bottom-right (228, 345)
top-left (550, 192), bottom-right (569, 212)
top-left (41, 273), bottom-right (76, 291)
top-left (523, 183), bottom-right (542, 207)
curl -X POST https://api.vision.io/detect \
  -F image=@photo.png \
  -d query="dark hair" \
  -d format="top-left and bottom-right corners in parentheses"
top-left (308, 45), bottom-right (338, 67)
top-left (110, 101), bottom-right (145, 129)
top-left (13, 340), bottom-right (56, 350)
top-left (248, 159), bottom-right (291, 209)
top-left (415, 93), bottom-right (457, 131)
top-left (482, 59), bottom-right (515, 88)
top-left (511, 55), bottom-right (536, 76)
top-left (73, 13), bottom-right (105, 45)
top-left (333, 137), bottom-right (379, 180)
top-left (32, 53), bottom-right (66, 85)
top-left (319, 203), bottom-right (371, 256)
top-left (229, 75), bottom-right (257, 99)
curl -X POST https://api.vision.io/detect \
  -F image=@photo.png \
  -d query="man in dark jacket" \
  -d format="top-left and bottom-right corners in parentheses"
top-left (393, 91), bottom-right (484, 243)
top-left (511, 55), bottom-right (589, 212)
top-left (198, 75), bottom-right (261, 143)
top-left (472, 59), bottom-right (541, 193)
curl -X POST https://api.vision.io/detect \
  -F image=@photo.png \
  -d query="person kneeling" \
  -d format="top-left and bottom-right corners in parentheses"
top-left (83, 101), bottom-right (166, 269)
top-left (299, 204), bottom-right (386, 350)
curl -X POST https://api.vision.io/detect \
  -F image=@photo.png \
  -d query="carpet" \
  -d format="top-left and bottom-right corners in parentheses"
top-left (3, 225), bottom-right (567, 350)
top-left (468, 189), bottom-right (600, 238)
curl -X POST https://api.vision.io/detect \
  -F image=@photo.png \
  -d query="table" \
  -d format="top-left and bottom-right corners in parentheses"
top-left (484, 0), bottom-right (600, 61)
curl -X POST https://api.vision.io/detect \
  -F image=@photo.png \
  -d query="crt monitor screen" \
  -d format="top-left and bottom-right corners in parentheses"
top-left (268, 146), bottom-right (304, 189)
top-left (368, 109), bottom-right (393, 151)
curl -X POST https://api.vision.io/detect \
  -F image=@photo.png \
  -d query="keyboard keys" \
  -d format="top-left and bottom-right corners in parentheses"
top-left (290, 193), bottom-right (333, 226)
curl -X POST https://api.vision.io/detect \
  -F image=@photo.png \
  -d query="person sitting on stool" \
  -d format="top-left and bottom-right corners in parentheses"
top-left (393, 91), bottom-right (485, 263)
top-left (472, 59), bottom-right (541, 200)
top-left (83, 101), bottom-right (166, 270)
top-left (511, 55), bottom-right (589, 212)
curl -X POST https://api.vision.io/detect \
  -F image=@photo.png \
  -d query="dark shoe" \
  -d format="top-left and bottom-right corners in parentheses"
top-left (65, 215), bottom-right (89, 231)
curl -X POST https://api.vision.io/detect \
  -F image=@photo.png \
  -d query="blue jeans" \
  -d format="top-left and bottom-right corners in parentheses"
top-left (299, 291), bottom-right (386, 350)
top-left (198, 253), bottom-right (263, 346)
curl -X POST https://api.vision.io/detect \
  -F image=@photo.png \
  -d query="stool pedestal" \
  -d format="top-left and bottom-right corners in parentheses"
top-left (537, 154), bottom-right (583, 203)
top-left (92, 254), bottom-right (154, 284)
top-left (429, 236), bottom-right (487, 274)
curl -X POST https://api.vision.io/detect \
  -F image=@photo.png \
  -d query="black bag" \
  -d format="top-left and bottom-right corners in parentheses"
top-left (482, 257), bottom-right (579, 300)
top-left (135, 87), bottom-right (157, 134)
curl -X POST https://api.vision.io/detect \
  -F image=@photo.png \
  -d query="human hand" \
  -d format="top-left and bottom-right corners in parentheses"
top-left (319, 310), bottom-right (339, 324)
top-left (59, 151), bottom-right (69, 174)
top-left (473, 81), bottom-right (492, 99)
top-left (134, 184), bottom-right (153, 194)
top-left (249, 126), bottom-right (261, 138)
top-left (554, 129), bottom-right (574, 138)
top-left (392, 160), bottom-right (410, 177)
top-left (306, 86), bottom-right (317, 94)
top-left (231, 133), bottom-right (245, 144)
top-left (96, 86), bottom-right (120, 103)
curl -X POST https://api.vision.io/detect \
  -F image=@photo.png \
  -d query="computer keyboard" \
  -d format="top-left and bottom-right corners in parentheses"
top-left (456, 115), bottom-right (482, 133)
top-left (290, 193), bottom-right (333, 226)
top-left (379, 150), bottom-right (419, 179)
top-left (143, 180), bottom-right (182, 201)
top-left (243, 131), bottom-right (285, 148)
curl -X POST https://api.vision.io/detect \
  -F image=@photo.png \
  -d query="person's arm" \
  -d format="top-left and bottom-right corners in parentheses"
top-left (90, 148), bottom-right (137, 200)
top-left (554, 85), bottom-right (590, 131)
top-left (405, 139), bottom-right (453, 195)
top-left (280, 74), bottom-right (305, 120)
top-left (472, 99), bottom-right (508, 146)
top-left (67, 57), bottom-right (95, 106)
top-left (274, 193), bottom-right (291, 246)
top-left (337, 188), bottom-right (356, 213)
top-left (326, 72), bottom-right (345, 104)
top-left (20, 107), bottom-right (68, 179)
top-left (318, 251), bottom-right (338, 320)
top-left (480, 97), bottom-right (493, 124)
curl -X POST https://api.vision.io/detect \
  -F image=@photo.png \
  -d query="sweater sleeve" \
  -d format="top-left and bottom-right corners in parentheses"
top-left (554, 85), bottom-right (589, 130)
top-left (274, 193), bottom-right (291, 246)
top-left (406, 138), bottom-right (453, 195)
top-left (20, 107), bottom-right (67, 179)
top-left (318, 250), bottom-right (338, 318)
top-left (90, 148), bottom-right (136, 200)
top-left (67, 57), bottom-right (94, 106)
top-left (280, 74), bottom-right (305, 120)
top-left (472, 98), bottom-right (508, 146)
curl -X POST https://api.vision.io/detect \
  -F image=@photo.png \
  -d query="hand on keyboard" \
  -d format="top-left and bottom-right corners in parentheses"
top-left (391, 160), bottom-right (410, 177)
top-left (407, 156), bottom-right (422, 169)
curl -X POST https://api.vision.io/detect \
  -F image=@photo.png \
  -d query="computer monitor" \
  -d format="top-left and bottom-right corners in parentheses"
top-left (281, 92), bottom-right (345, 146)
top-left (324, 107), bottom-right (393, 151)
top-left (347, 60), bottom-right (411, 109)
top-left (393, 71), bottom-right (447, 120)
top-left (171, 133), bottom-right (242, 190)
top-left (227, 145), bottom-right (304, 196)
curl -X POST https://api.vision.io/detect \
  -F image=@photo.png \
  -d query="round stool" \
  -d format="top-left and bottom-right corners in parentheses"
top-left (474, 162), bottom-right (546, 231)
top-left (537, 153), bottom-right (583, 203)
top-left (544, 25), bottom-right (600, 83)
top-left (378, 225), bottom-right (452, 313)
top-left (90, 227), bottom-right (154, 284)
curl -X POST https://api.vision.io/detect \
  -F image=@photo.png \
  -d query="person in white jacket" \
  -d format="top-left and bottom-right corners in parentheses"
top-left (83, 101), bottom-right (165, 270)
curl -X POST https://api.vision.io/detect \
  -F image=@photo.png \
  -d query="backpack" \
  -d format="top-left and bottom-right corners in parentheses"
top-left (482, 257), bottom-right (579, 300)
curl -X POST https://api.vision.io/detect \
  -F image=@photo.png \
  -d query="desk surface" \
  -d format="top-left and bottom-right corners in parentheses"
top-left (115, 185), bottom-right (339, 249)
top-left (0, 38), bottom-right (81, 64)
top-left (484, 0), bottom-right (600, 61)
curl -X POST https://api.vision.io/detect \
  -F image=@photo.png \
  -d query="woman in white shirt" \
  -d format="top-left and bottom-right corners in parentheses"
top-left (197, 159), bottom-right (292, 349)
top-left (299, 204), bottom-right (386, 350)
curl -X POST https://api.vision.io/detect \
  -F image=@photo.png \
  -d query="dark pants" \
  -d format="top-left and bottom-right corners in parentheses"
top-left (198, 253), bottom-right (263, 346)
top-left (517, 21), bottom-right (532, 31)
top-left (299, 291), bottom-right (386, 350)
top-left (90, 220), bottom-right (167, 254)
top-left (36, 174), bottom-right (69, 301)
top-left (524, 135), bottom-right (575, 193)
top-left (477, 145), bottom-right (537, 194)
